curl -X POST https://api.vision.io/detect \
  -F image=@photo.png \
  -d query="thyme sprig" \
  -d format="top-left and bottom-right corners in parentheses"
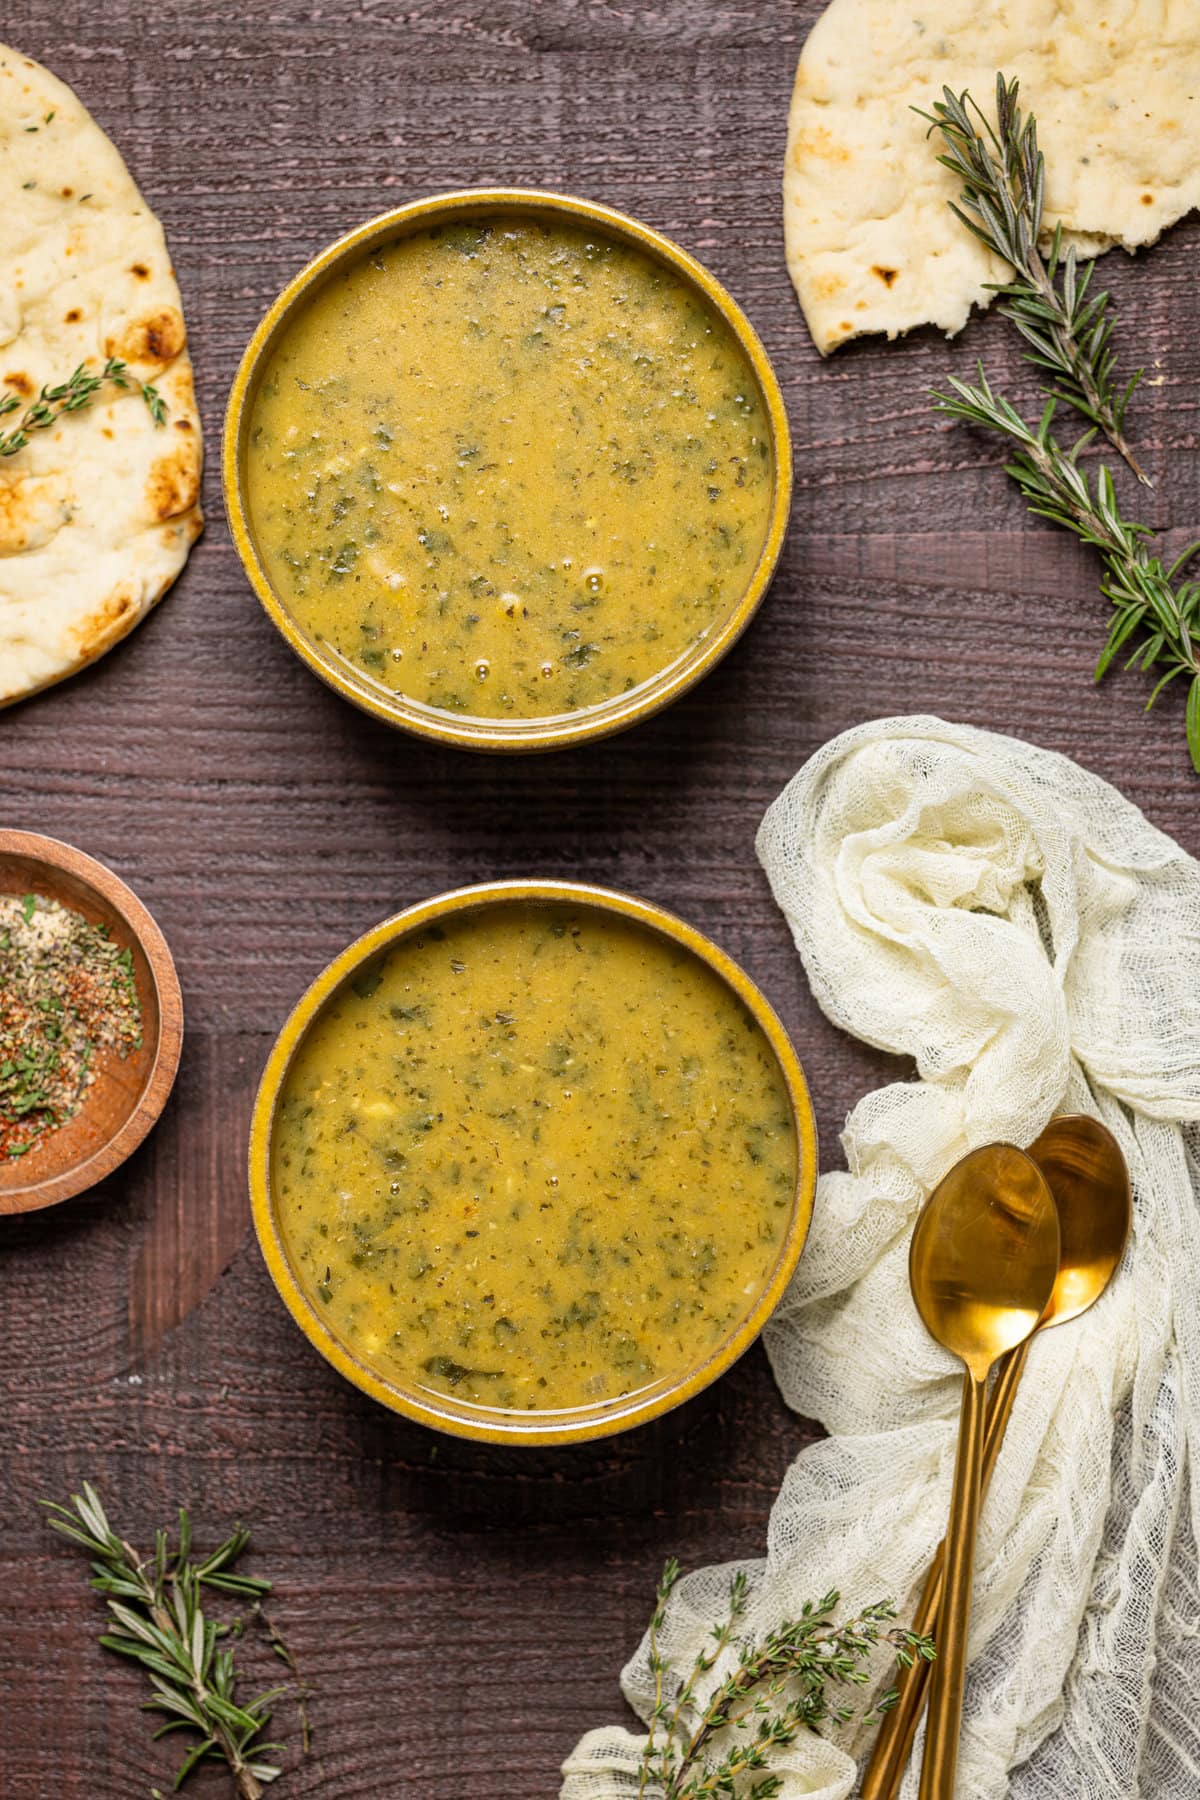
top-left (920, 75), bottom-right (1147, 483)
top-left (925, 76), bottom-right (1200, 770)
top-left (44, 1482), bottom-right (304, 1799)
top-left (0, 356), bottom-right (166, 456)
top-left (636, 1562), bottom-right (933, 1799)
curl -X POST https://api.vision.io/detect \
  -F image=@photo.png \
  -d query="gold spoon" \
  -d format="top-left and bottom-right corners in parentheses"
top-left (908, 1143), bottom-right (1060, 1800)
top-left (861, 1115), bottom-right (1131, 1800)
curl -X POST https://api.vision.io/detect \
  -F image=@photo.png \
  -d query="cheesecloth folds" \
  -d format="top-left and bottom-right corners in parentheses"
top-left (562, 716), bottom-right (1200, 1800)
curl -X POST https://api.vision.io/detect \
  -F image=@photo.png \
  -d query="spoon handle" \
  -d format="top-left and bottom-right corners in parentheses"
top-left (860, 1339), bottom-right (1032, 1800)
top-left (917, 1366), bottom-right (988, 1800)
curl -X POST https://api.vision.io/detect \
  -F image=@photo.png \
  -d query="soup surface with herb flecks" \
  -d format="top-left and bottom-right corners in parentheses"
top-left (245, 214), bottom-right (774, 719)
top-left (272, 901), bottom-right (799, 1414)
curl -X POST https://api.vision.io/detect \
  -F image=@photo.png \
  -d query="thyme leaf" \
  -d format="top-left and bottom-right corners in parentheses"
top-left (0, 356), bottom-right (167, 457)
top-left (635, 1561), bottom-right (934, 1799)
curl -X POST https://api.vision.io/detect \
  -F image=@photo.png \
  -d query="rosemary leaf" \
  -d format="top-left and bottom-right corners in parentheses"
top-left (919, 74), bottom-right (1147, 484)
top-left (927, 77), bottom-right (1200, 771)
top-left (43, 1483), bottom-right (307, 1800)
top-left (1187, 674), bottom-right (1200, 772)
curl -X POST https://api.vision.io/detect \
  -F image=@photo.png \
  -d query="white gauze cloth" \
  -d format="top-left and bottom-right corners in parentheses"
top-left (563, 716), bottom-right (1200, 1800)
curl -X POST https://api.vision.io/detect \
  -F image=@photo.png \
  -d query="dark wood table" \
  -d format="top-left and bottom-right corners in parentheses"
top-left (3, 4), bottom-right (1197, 1795)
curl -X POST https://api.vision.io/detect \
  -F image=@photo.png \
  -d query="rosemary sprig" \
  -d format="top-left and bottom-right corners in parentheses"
top-left (252, 1600), bottom-right (313, 1761)
top-left (0, 356), bottom-right (166, 456)
top-left (636, 1562), bottom-right (934, 1799)
top-left (920, 75), bottom-right (1147, 484)
top-left (44, 1482), bottom-right (301, 1799)
top-left (932, 368), bottom-right (1200, 752)
top-left (926, 76), bottom-right (1200, 771)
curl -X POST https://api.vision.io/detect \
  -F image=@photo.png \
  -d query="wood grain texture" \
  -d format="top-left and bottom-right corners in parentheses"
top-left (1, 2), bottom-right (1198, 1794)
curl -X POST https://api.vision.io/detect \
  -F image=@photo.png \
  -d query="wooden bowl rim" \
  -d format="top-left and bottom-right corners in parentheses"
top-left (0, 829), bottom-right (184, 1214)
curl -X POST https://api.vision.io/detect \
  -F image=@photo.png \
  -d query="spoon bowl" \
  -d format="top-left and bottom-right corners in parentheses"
top-left (909, 1142), bottom-right (1059, 1800)
top-left (909, 1142), bottom-right (1060, 1375)
top-left (1029, 1113), bottom-right (1131, 1324)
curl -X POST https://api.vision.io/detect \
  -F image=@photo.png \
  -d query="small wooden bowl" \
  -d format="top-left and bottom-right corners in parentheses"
top-left (0, 831), bottom-right (183, 1214)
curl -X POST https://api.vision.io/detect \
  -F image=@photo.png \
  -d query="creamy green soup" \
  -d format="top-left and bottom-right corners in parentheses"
top-left (245, 214), bottom-right (774, 719)
top-left (272, 902), bottom-right (798, 1414)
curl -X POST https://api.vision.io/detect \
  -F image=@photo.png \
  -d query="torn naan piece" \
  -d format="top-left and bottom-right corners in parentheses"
top-left (784, 1), bottom-right (1200, 355)
top-left (0, 43), bottom-right (202, 705)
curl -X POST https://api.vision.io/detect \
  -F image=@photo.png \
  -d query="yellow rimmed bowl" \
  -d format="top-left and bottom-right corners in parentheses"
top-left (223, 189), bottom-right (792, 753)
top-left (249, 880), bottom-right (817, 1444)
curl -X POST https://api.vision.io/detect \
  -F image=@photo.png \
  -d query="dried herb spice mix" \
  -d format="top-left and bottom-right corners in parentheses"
top-left (0, 893), bottom-right (142, 1159)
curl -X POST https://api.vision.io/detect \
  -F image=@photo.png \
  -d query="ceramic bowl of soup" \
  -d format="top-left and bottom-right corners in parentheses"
top-left (249, 881), bottom-right (816, 1443)
top-left (224, 190), bottom-right (791, 752)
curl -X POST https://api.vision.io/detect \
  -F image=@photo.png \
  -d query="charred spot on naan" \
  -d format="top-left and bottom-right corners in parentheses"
top-left (791, 125), bottom-right (852, 163)
top-left (145, 434), bottom-right (201, 523)
top-left (0, 472), bottom-right (71, 556)
top-left (106, 304), bottom-right (186, 371)
top-left (165, 509), bottom-right (204, 553)
top-left (67, 582), bottom-right (141, 660)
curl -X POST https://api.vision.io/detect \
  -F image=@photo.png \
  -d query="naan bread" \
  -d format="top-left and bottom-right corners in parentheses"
top-left (0, 44), bottom-right (201, 705)
top-left (784, 1), bottom-right (1200, 355)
